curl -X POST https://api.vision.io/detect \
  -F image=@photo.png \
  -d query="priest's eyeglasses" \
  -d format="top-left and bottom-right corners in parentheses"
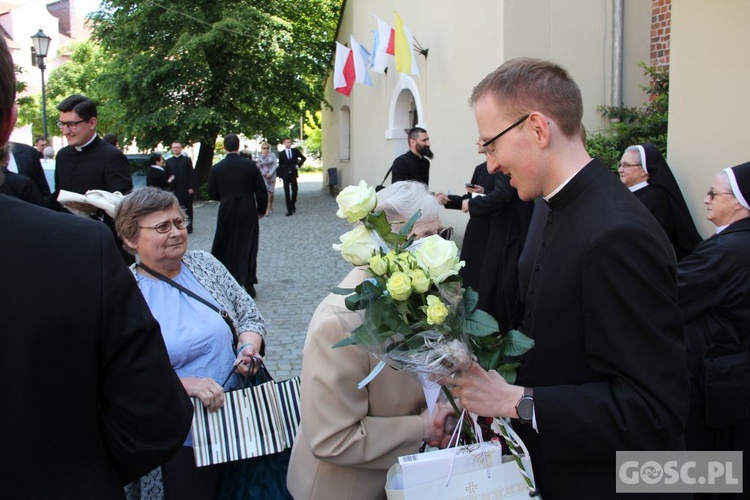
top-left (140, 218), bottom-right (190, 233)
top-left (56, 119), bottom-right (89, 130)
top-left (706, 189), bottom-right (734, 201)
top-left (480, 114), bottom-right (530, 155)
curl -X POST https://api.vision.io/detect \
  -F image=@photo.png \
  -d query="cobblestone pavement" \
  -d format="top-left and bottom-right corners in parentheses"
top-left (187, 173), bottom-right (351, 380)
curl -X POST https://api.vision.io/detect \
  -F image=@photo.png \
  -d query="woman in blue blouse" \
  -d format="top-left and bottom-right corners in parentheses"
top-left (116, 186), bottom-right (267, 500)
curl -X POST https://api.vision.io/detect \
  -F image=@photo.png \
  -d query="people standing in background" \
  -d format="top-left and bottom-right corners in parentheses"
top-left (276, 136), bottom-right (305, 216)
top-left (33, 136), bottom-right (46, 158)
top-left (256, 141), bottom-right (277, 216)
top-left (166, 141), bottom-right (195, 233)
top-left (102, 133), bottom-right (120, 149)
top-left (8, 140), bottom-right (50, 201)
top-left (0, 34), bottom-right (192, 498)
top-left (0, 144), bottom-right (43, 205)
top-left (390, 127), bottom-right (433, 186)
top-left (208, 133), bottom-right (268, 298)
top-left (147, 152), bottom-right (174, 190)
top-left (619, 143), bottom-right (702, 261)
top-left (677, 162), bottom-right (750, 499)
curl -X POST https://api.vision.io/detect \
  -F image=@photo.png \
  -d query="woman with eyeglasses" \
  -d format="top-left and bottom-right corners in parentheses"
top-left (256, 141), bottom-right (277, 216)
top-left (115, 187), bottom-right (267, 499)
top-left (677, 162), bottom-right (750, 490)
top-left (619, 143), bottom-right (702, 261)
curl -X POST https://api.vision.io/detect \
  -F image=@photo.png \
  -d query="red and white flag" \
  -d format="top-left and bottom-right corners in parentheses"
top-left (370, 16), bottom-right (394, 73)
top-left (333, 41), bottom-right (355, 96)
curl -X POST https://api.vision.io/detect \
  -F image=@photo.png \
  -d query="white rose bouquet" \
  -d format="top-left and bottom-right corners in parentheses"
top-left (331, 181), bottom-right (534, 399)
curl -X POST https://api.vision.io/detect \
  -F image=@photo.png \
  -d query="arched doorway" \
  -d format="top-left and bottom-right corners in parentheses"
top-left (386, 76), bottom-right (424, 160)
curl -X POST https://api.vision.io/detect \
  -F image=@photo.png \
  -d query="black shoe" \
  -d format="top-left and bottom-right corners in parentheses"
top-left (246, 284), bottom-right (256, 298)
top-left (286, 212), bottom-right (293, 216)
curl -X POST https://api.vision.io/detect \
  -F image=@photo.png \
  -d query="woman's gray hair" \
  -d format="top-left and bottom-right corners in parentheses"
top-left (115, 187), bottom-right (185, 254)
top-left (376, 180), bottom-right (441, 230)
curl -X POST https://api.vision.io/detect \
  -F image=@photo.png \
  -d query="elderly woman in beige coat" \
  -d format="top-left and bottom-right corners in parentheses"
top-left (287, 181), bottom-right (454, 500)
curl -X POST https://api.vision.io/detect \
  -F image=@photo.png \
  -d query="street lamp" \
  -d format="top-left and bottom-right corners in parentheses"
top-left (31, 29), bottom-right (51, 139)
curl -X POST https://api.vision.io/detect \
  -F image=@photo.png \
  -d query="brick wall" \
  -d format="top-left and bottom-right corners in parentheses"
top-left (651, 0), bottom-right (671, 70)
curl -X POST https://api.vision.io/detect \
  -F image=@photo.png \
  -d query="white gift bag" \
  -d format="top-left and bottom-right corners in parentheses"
top-left (385, 417), bottom-right (538, 499)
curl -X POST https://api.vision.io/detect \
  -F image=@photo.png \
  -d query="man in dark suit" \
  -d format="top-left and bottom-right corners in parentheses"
top-left (390, 127), bottom-right (433, 186)
top-left (208, 133), bottom-right (267, 297)
top-left (34, 136), bottom-right (47, 158)
top-left (8, 140), bottom-right (50, 200)
top-left (277, 136), bottom-right (305, 216)
top-left (0, 35), bottom-right (192, 499)
top-left (166, 141), bottom-right (196, 232)
top-left (451, 58), bottom-right (689, 498)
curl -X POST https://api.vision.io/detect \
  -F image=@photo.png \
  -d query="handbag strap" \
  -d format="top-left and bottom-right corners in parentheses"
top-left (136, 261), bottom-right (238, 346)
top-left (379, 167), bottom-right (393, 186)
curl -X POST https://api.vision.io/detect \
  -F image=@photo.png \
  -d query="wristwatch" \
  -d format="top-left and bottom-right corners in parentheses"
top-left (515, 387), bottom-right (534, 424)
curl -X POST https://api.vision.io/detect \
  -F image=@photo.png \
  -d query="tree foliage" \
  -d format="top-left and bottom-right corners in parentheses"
top-left (586, 63), bottom-right (669, 172)
top-left (87, 0), bottom-right (341, 185)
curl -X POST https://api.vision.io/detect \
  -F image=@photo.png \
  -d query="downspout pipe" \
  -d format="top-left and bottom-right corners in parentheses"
top-left (612, 0), bottom-right (624, 118)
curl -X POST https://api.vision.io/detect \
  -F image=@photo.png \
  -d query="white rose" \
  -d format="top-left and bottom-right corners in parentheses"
top-left (335, 180), bottom-right (377, 223)
top-left (332, 224), bottom-right (378, 266)
top-left (413, 235), bottom-right (465, 283)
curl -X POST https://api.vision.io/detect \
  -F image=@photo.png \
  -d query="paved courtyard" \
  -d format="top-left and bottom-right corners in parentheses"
top-left (187, 173), bottom-right (351, 380)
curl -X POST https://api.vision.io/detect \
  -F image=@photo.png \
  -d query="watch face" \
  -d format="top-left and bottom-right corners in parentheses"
top-left (517, 396), bottom-right (534, 421)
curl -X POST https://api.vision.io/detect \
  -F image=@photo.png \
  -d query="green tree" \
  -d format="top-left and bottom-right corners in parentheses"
top-left (303, 110), bottom-right (322, 162)
top-left (88, 0), bottom-right (341, 186)
top-left (587, 63), bottom-right (669, 171)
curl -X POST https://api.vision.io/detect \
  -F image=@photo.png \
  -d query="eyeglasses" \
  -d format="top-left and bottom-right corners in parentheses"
top-left (480, 114), bottom-right (530, 155)
top-left (619, 162), bottom-right (642, 169)
top-left (706, 188), bottom-right (734, 201)
top-left (56, 119), bottom-right (89, 130)
top-left (139, 218), bottom-right (190, 233)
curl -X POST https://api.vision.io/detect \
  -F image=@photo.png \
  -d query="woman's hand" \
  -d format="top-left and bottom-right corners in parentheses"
top-left (420, 403), bottom-right (457, 448)
top-left (182, 377), bottom-right (225, 413)
top-left (236, 331), bottom-right (264, 376)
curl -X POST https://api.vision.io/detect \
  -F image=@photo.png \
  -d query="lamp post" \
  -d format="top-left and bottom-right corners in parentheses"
top-left (31, 29), bottom-right (51, 140)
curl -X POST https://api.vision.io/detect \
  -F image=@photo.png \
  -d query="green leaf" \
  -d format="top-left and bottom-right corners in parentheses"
top-left (501, 329), bottom-right (535, 357)
top-left (344, 294), bottom-right (362, 311)
top-left (366, 211), bottom-right (393, 239)
top-left (464, 308), bottom-right (499, 337)
top-left (332, 287), bottom-right (356, 295)
top-left (497, 362), bottom-right (521, 384)
top-left (332, 337), bottom-right (356, 349)
top-left (399, 210), bottom-right (422, 237)
top-left (476, 348), bottom-right (501, 372)
top-left (463, 287), bottom-right (479, 314)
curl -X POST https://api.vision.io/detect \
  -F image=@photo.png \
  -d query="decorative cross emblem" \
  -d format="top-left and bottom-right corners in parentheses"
top-left (465, 481), bottom-right (478, 493)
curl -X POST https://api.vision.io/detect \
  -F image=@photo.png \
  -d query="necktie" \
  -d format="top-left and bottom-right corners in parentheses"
top-left (287, 149), bottom-right (292, 160)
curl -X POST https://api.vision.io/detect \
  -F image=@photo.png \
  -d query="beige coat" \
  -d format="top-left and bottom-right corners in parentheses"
top-left (287, 268), bottom-right (426, 500)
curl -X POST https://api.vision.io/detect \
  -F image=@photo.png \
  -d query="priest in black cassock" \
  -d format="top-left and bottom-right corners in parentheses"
top-left (54, 94), bottom-right (134, 263)
top-left (451, 58), bottom-right (689, 499)
top-left (619, 143), bottom-right (702, 261)
top-left (208, 133), bottom-right (268, 298)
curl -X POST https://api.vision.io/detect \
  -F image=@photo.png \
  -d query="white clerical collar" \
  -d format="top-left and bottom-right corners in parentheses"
top-left (74, 133), bottom-right (97, 152)
top-left (544, 171), bottom-right (579, 202)
top-left (151, 165), bottom-right (165, 171)
top-left (629, 181), bottom-right (649, 192)
top-left (715, 224), bottom-right (729, 234)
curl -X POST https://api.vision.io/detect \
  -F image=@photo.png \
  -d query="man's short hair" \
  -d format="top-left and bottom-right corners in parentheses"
top-left (223, 134), bottom-right (240, 152)
top-left (0, 37), bottom-right (15, 120)
top-left (35, 136), bottom-right (47, 144)
top-left (408, 127), bottom-right (427, 142)
top-left (470, 57), bottom-right (583, 139)
top-left (56, 94), bottom-right (98, 120)
top-left (102, 134), bottom-right (118, 147)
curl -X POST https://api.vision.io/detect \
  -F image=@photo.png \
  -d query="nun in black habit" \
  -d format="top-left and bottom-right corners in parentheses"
top-left (677, 161), bottom-right (750, 499)
top-left (623, 143), bottom-right (703, 260)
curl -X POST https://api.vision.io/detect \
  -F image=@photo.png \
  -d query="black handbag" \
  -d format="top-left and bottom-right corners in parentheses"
top-left (218, 360), bottom-right (293, 500)
top-left (701, 346), bottom-right (750, 427)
